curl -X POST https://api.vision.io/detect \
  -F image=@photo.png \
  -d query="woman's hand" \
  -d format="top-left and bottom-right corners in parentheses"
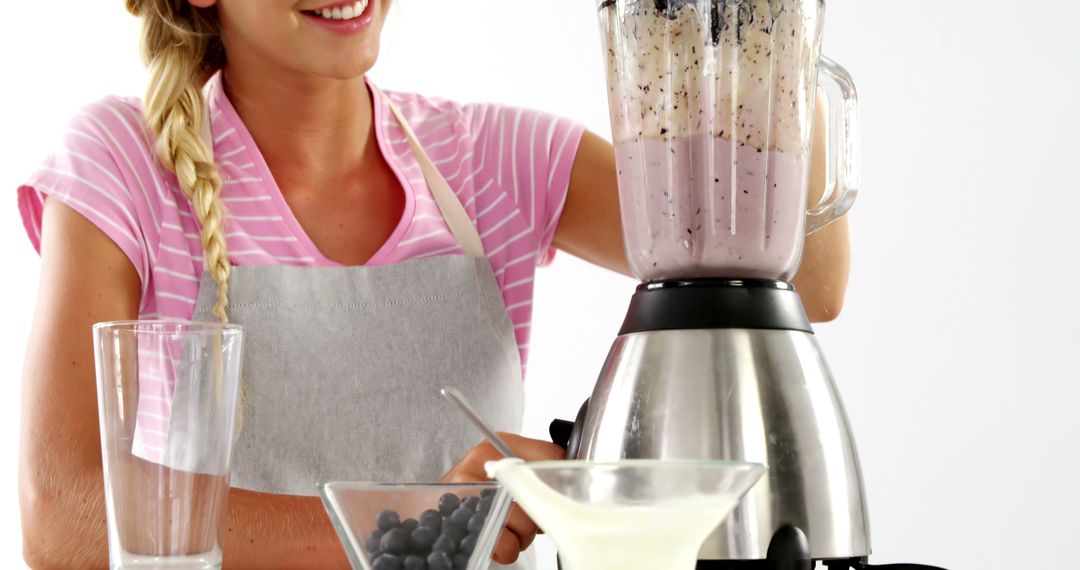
top-left (441, 433), bottom-right (565, 565)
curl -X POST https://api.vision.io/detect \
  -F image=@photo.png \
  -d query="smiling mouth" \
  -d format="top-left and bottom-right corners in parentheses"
top-left (301, 0), bottom-right (369, 21)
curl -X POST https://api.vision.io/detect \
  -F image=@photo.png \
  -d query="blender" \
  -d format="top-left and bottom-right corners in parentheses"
top-left (549, 1), bottom-right (947, 568)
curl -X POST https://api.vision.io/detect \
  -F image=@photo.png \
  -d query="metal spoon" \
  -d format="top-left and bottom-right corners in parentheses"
top-left (440, 387), bottom-right (519, 459)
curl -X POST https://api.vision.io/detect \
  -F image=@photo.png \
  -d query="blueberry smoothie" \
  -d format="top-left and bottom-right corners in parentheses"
top-left (600, 0), bottom-right (823, 280)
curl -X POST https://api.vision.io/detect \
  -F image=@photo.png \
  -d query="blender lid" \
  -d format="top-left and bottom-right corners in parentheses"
top-left (619, 278), bottom-right (813, 335)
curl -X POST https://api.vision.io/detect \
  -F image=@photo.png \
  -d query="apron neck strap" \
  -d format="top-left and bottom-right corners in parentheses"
top-left (194, 81), bottom-right (486, 259)
top-left (381, 92), bottom-right (486, 258)
top-left (199, 84), bottom-right (214, 159)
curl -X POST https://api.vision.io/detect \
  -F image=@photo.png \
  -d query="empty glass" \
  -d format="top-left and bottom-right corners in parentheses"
top-left (487, 459), bottom-right (766, 570)
top-left (93, 321), bottom-right (244, 569)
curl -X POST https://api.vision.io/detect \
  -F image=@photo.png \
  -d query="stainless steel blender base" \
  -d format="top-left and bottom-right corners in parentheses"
top-left (576, 327), bottom-right (871, 561)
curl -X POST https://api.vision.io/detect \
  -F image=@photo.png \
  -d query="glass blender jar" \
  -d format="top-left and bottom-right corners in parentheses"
top-left (600, 0), bottom-right (859, 281)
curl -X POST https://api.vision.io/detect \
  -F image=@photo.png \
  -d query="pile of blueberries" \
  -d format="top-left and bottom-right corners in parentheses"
top-left (365, 489), bottom-right (498, 570)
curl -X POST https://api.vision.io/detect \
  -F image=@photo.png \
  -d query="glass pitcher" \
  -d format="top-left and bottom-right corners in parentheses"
top-left (600, 0), bottom-right (859, 281)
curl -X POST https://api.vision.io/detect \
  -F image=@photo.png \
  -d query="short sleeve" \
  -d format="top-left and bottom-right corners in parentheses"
top-left (17, 97), bottom-right (155, 284)
top-left (465, 104), bottom-right (585, 266)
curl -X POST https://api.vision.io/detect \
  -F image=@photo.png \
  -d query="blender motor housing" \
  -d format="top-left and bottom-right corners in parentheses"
top-left (550, 280), bottom-right (945, 569)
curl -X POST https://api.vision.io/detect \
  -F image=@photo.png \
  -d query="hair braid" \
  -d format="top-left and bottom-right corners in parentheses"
top-left (127, 0), bottom-right (230, 322)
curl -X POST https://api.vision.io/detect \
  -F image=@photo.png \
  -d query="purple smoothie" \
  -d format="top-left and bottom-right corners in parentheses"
top-left (617, 136), bottom-right (809, 280)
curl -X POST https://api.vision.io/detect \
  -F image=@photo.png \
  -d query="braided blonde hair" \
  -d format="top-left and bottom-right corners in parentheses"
top-left (126, 0), bottom-right (230, 322)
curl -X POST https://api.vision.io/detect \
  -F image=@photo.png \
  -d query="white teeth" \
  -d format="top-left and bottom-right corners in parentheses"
top-left (314, 0), bottom-right (367, 21)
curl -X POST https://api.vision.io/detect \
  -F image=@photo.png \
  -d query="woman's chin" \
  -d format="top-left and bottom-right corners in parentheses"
top-left (310, 50), bottom-right (380, 81)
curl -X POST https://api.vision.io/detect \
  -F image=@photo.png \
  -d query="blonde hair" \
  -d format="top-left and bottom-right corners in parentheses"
top-left (126, 0), bottom-right (230, 322)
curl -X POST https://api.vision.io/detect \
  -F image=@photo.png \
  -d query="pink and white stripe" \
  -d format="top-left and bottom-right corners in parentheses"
top-left (18, 71), bottom-right (585, 382)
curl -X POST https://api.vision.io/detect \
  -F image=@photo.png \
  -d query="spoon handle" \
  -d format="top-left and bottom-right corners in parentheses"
top-left (440, 387), bottom-right (519, 459)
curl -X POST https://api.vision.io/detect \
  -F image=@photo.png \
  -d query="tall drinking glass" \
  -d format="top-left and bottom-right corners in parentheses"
top-left (93, 321), bottom-right (244, 569)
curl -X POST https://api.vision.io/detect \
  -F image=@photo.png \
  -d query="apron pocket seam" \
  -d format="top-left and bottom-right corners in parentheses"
top-left (195, 292), bottom-right (471, 312)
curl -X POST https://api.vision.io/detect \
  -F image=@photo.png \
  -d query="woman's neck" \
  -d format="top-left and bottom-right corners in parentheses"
top-left (221, 63), bottom-right (378, 191)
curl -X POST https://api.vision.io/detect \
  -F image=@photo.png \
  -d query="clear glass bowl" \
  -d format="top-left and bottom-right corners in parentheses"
top-left (320, 482), bottom-right (513, 570)
top-left (488, 459), bottom-right (766, 570)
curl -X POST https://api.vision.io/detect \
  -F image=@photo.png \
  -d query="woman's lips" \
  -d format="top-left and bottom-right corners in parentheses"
top-left (300, 0), bottom-right (374, 35)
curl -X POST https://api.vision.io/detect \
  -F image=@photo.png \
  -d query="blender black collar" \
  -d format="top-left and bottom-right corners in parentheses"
top-left (619, 278), bottom-right (814, 335)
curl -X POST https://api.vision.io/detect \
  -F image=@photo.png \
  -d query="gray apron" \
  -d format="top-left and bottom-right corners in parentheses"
top-left (182, 88), bottom-right (532, 566)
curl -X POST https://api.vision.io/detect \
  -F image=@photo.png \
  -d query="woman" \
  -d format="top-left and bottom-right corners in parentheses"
top-left (17, 0), bottom-right (850, 567)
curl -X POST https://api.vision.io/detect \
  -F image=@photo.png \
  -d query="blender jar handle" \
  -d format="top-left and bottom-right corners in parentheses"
top-left (806, 55), bottom-right (860, 234)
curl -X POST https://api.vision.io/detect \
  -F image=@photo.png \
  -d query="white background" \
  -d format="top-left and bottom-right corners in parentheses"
top-left (2, 1), bottom-right (1078, 568)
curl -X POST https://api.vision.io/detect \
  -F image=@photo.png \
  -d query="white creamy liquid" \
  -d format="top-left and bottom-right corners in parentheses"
top-left (486, 459), bottom-right (740, 570)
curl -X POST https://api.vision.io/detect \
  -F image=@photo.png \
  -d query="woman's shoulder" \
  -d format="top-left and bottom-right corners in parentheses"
top-left (376, 85), bottom-right (533, 132)
top-left (23, 92), bottom-right (167, 188)
top-left (17, 94), bottom-right (170, 284)
top-left (29, 93), bottom-right (174, 206)
top-left (61, 94), bottom-right (151, 143)
top-left (377, 86), bottom-right (473, 131)
top-left (376, 86), bottom-right (582, 154)
top-left (39, 94), bottom-right (164, 179)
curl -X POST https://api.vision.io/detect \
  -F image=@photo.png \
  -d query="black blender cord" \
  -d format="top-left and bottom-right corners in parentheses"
top-left (855, 561), bottom-right (950, 565)
top-left (825, 560), bottom-right (950, 570)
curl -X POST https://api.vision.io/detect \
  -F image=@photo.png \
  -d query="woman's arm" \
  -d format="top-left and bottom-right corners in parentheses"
top-left (553, 93), bottom-right (850, 322)
top-left (790, 92), bottom-right (850, 322)
top-left (551, 130), bottom-right (631, 276)
top-left (20, 200), bottom-right (348, 569)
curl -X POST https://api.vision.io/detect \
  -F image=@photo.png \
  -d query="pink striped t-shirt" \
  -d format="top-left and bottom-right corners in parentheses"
top-left (18, 72), bottom-right (585, 376)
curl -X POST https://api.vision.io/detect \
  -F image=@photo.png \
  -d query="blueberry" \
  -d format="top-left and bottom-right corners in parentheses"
top-left (403, 555), bottom-right (427, 570)
top-left (432, 534), bottom-right (458, 555)
top-left (402, 518), bottom-right (419, 534)
top-left (442, 525), bottom-right (468, 543)
top-left (380, 528), bottom-right (411, 555)
top-left (366, 529), bottom-right (386, 553)
top-left (477, 497), bottom-right (492, 514)
top-left (419, 509), bottom-right (443, 532)
top-left (459, 534), bottom-right (478, 556)
top-left (466, 512), bottom-right (487, 535)
top-left (438, 493), bottom-right (461, 517)
top-left (373, 553), bottom-right (402, 570)
top-left (462, 496), bottom-right (480, 512)
top-left (427, 551), bottom-right (453, 570)
top-left (452, 553), bottom-right (469, 569)
top-left (377, 509), bottom-right (402, 531)
top-left (479, 488), bottom-right (496, 499)
top-left (410, 526), bottom-right (438, 552)
top-left (448, 507), bottom-right (474, 528)
top-left (654, 0), bottom-right (695, 18)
